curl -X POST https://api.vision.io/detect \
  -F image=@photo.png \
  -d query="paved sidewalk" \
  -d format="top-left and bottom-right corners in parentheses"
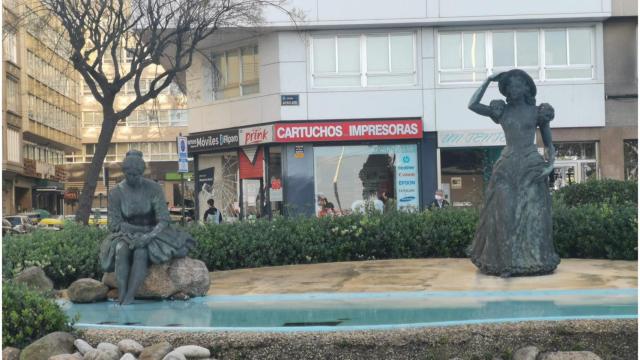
top-left (208, 258), bottom-right (638, 295)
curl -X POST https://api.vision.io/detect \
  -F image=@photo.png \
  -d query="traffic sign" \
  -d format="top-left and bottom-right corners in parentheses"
top-left (177, 136), bottom-right (188, 160)
top-left (178, 158), bottom-right (188, 173)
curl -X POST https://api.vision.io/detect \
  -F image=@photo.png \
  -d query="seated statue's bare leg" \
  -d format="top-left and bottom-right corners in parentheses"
top-left (122, 248), bottom-right (149, 305)
top-left (115, 242), bottom-right (132, 305)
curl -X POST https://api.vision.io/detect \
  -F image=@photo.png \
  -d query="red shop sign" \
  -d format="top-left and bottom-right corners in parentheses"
top-left (274, 119), bottom-right (422, 143)
top-left (239, 147), bottom-right (264, 180)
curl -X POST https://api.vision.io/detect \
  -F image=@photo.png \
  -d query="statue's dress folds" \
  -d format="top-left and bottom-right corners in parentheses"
top-left (100, 178), bottom-right (195, 272)
top-left (470, 102), bottom-right (560, 276)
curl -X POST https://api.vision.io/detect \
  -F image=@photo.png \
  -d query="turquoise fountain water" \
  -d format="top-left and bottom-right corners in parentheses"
top-left (60, 288), bottom-right (637, 332)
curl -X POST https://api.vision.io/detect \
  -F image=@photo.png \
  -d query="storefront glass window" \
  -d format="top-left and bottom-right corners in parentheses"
top-left (441, 148), bottom-right (502, 208)
top-left (555, 142), bottom-right (596, 160)
top-left (268, 146), bottom-right (283, 217)
top-left (624, 139), bottom-right (638, 180)
top-left (197, 152), bottom-right (239, 223)
top-left (551, 141), bottom-right (598, 190)
top-left (314, 144), bottom-right (419, 216)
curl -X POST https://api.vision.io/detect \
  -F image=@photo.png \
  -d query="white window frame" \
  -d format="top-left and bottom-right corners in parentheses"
top-left (4, 31), bottom-right (17, 64)
top-left (490, 29), bottom-right (541, 79)
top-left (212, 45), bottom-right (260, 101)
top-left (310, 32), bottom-right (417, 88)
top-left (437, 26), bottom-right (596, 84)
top-left (437, 31), bottom-right (489, 84)
top-left (310, 35), bottom-right (363, 87)
top-left (541, 27), bottom-right (595, 81)
top-left (6, 76), bottom-right (20, 113)
top-left (7, 128), bottom-right (21, 163)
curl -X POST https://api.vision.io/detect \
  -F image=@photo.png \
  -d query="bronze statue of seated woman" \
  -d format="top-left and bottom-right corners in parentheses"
top-left (100, 150), bottom-right (196, 305)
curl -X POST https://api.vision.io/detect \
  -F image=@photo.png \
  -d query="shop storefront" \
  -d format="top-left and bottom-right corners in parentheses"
top-left (551, 141), bottom-right (599, 190)
top-left (438, 130), bottom-right (505, 208)
top-left (438, 132), bottom-right (603, 207)
top-left (188, 119), bottom-right (426, 221)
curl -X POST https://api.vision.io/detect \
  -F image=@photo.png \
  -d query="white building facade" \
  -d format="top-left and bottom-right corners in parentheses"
top-left (185, 0), bottom-right (614, 219)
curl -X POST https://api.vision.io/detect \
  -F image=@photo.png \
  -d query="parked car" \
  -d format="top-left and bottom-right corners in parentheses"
top-left (169, 207), bottom-right (194, 224)
top-left (38, 216), bottom-right (66, 230)
top-left (3, 219), bottom-right (16, 236)
top-left (18, 212), bottom-right (44, 225)
top-left (4, 216), bottom-right (35, 234)
top-left (89, 208), bottom-right (108, 228)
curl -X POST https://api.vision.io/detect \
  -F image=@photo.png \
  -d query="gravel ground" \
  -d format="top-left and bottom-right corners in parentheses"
top-left (78, 319), bottom-right (637, 360)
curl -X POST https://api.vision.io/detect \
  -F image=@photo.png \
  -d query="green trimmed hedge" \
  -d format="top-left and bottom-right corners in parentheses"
top-left (553, 203), bottom-right (637, 260)
top-left (3, 184), bottom-right (636, 288)
top-left (2, 223), bottom-right (106, 288)
top-left (2, 282), bottom-right (74, 348)
top-left (188, 209), bottom-right (478, 270)
top-left (553, 179), bottom-right (637, 207)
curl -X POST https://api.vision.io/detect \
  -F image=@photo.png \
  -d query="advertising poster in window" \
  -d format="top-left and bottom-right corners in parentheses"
top-left (395, 152), bottom-right (419, 212)
top-left (197, 167), bottom-right (214, 221)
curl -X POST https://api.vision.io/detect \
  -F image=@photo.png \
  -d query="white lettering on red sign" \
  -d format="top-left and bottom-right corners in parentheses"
top-left (274, 120), bottom-right (422, 143)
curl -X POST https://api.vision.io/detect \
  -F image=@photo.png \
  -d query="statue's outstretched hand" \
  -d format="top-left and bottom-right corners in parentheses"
top-left (540, 164), bottom-right (554, 180)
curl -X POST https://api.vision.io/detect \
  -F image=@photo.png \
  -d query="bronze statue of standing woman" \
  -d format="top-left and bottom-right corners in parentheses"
top-left (100, 150), bottom-right (195, 304)
top-left (468, 69), bottom-right (560, 277)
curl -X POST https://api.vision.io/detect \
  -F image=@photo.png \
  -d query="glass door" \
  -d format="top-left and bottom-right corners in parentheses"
top-left (241, 179), bottom-right (264, 220)
top-left (551, 162), bottom-right (578, 190)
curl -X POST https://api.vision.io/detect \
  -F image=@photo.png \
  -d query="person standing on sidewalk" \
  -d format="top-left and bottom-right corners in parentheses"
top-left (203, 199), bottom-right (223, 224)
top-left (429, 189), bottom-right (449, 210)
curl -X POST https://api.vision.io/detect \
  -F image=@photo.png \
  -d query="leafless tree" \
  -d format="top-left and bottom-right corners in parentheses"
top-left (30, 0), bottom-right (298, 224)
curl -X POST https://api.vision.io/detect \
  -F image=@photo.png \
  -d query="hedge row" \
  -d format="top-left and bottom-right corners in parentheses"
top-left (2, 225), bottom-right (106, 288)
top-left (4, 203), bottom-right (636, 288)
top-left (553, 179), bottom-right (637, 207)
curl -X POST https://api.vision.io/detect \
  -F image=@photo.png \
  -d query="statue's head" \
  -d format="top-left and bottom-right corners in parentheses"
top-left (122, 150), bottom-right (146, 187)
top-left (498, 69), bottom-right (536, 105)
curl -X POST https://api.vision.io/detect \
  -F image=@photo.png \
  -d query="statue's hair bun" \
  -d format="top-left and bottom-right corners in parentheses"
top-left (126, 149), bottom-right (144, 158)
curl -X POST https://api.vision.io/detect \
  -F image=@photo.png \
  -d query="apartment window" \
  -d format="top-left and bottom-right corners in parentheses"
top-left (82, 112), bottom-right (103, 127)
top-left (213, 45), bottom-right (259, 100)
top-left (313, 35), bottom-right (361, 86)
top-left (170, 110), bottom-right (188, 126)
top-left (311, 33), bottom-right (416, 87)
top-left (125, 47), bottom-right (134, 62)
top-left (544, 28), bottom-right (593, 79)
top-left (438, 27), bottom-right (595, 83)
top-left (83, 82), bottom-right (93, 96)
top-left (624, 139), bottom-right (638, 181)
top-left (439, 31), bottom-right (486, 83)
top-left (366, 33), bottom-right (415, 86)
top-left (6, 128), bottom-right (21, 163)
top-left (6, 76), bottom-right (20, 113)
top-left (492, 30), bottom-right (540, 79)
top-left (4, 31), bottom-right (17, 63)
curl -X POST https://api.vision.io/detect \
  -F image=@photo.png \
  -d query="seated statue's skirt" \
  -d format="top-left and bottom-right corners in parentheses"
top-left (100, 225), bottom-right (196, 272)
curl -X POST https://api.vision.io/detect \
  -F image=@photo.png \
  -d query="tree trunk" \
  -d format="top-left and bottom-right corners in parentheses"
top-left (76, 109), bottom-right (118, 224)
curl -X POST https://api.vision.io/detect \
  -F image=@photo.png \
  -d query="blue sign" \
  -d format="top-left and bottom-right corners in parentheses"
top-left (177, 136), bottom-right (188, 160)
top-left (178, 158), bottom-right (188, 173)
top-left (281, 94), bottom-right (299, 106)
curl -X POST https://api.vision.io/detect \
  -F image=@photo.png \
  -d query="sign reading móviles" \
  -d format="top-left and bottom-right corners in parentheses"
top-left (274, 119), bottom-right (422, 143)
top-left (187, 129), bottom-right (239, 153)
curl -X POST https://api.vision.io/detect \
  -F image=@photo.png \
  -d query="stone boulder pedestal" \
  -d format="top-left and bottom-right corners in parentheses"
top-left (19, 332), bottom-right (75, 360)
top-left (68, 279), bottom-right (109, 303)
top-left (13, 267), bottom-right (53, 292)
top-left (102, 257), bottom-right (210, 299)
